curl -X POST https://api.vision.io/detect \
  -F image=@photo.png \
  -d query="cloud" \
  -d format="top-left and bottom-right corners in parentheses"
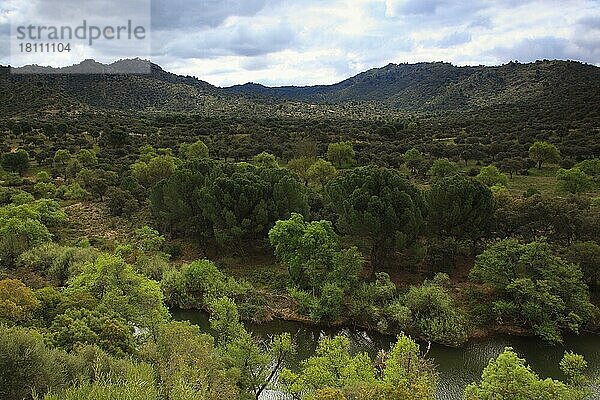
top-left (433, 31), bottom-right (472, 47)
top-left (158, 18), bottom-right (296, 58)
top-left (491, 36), bottom-right (573, 62)
top-left (1, 0), bottom-right (599, 85)
top-left (151, 0), bottom-right (277, 30)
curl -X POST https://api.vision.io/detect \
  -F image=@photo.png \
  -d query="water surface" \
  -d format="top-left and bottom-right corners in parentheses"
top-left (174, 309), bottom-right (600, 399)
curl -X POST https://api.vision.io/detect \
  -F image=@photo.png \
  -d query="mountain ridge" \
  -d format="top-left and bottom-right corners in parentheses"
top-left (2, 58), bottom-right (600, 115)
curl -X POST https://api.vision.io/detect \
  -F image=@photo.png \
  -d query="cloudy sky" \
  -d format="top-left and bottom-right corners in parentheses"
top-left (1, 0), bottom-right (599, 86)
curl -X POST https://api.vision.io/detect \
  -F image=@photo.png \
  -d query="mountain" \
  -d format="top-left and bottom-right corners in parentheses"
top-left (2, 59), bottom-right (600, 118)
top-left (2, 59), bottom-right (217, 114)
top-left (224, 60), bottom-right (600, 111)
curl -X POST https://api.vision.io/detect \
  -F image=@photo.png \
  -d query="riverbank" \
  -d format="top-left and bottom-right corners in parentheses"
top-left (173, 308), bottom-right (600, 400)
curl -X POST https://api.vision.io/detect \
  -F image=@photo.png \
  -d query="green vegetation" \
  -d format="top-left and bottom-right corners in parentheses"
top-left (1, 59), bottom-right (599, 399)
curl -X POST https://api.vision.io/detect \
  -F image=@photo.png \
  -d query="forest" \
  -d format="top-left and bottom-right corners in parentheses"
top-left (1, 60), bottom-right (600, 400)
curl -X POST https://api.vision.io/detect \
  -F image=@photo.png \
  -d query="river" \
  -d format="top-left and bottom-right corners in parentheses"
top-left (173, 309), bottom-right (600, 399)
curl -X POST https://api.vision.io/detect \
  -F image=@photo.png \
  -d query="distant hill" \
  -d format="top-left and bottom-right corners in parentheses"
top-left (1, 59), bottom-right (217, 114)
top-left (2, 59), bottom-right (600, 118)
top-left (224, 60), bottom-right (600, 111)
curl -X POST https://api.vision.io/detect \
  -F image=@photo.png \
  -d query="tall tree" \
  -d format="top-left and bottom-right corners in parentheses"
top-left (327, 142), bottom-right (355, 169)
top-left (427, 175), bottom-right (495, 239)
top-left (326, 166), bottom-right (426, 274)
top-left (529, 141), bottom-right (561, 169)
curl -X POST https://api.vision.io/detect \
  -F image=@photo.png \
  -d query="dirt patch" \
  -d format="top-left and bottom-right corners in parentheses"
top-left (60, 201), bottom-right (133, 246)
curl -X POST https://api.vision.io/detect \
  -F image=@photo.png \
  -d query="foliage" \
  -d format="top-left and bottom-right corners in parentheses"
top-left (327, 142), bottom-right (355, 169)
top-left (427, 158), bottom-right (459, 181)
top-left (50, 308), bottom-right (135, 356)
top-left (179, 139), bottom-right (209, 160)
top-left (65, 254), bottom-right (169, 331)
top-left (0, 199), bottom-right (65, 266)
top-left (0, 279), bottom-right (40, 323)
top-left (326, 166), bottom-right (426, 272)
top-left (18, 243), bottom-right (99, 284)
top-left (161, 259), bottom-right (245, 309)
top-left (307, 159), bottom-right (337, 188)
top-left (106, 187), bottom-right (139, 216)
top-left (529, 141), bottom-right (561, 169)
top-left (470, 239), bottom-right (594, 343)
top-left (403, 278), bottom-right (468, 346)
top-left (253, 151), bottom-right (279, 169)
top-left (279, 334), bottom-right (436, 400)
top-left (269, 213), bottom-right (362, 291)
top-left (146, 321), bottom-right (240, 400)
top-left (464, 348), bottom-right (588, 400)
top-left (209, 297), bottom-right (296, 399)
top-left (476, 165), bottom-right (508, 187)
top-left (427, 175), bottom-right (495, 239)
top-left (556, 167), bottom-right (593, 194)
top-left (77, 168), bottom-right (118, 201)
top-left (565, 241), bottom-right (600, 287)
top-left (200, 165), bottom-right (308, 249)
top-left (1, 149), bottom-right (30, 175)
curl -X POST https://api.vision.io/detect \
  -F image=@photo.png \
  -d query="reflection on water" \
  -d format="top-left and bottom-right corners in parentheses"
top-left (173, 309), bottom-right (600, 400)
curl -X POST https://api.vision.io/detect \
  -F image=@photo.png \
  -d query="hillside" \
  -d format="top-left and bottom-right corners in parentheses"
top-left (1, 59), bottom-right (217, 114)
top-left (1, 59), bottom-right (600, 124)
top-left (225, 60), bottom-right (600, 111)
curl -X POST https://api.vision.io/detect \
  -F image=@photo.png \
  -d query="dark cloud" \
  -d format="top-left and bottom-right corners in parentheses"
top-left (151, 0), bottom-right (276, 30)
top-left (434, 31), bottom-right (471, 47)
top-left (164, 20), bottom-right (295, 58)
top-left (491, 36), bottom-right (575, 63)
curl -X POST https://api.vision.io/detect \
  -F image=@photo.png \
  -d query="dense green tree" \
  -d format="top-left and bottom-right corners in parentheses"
top-left (201, 166), bottom-right (308, 248)
top-left (470, 239), bottom-right (595, 343)
top-left (279, 334), bottom-right (437, 400)
top-left (566, 241), bottom-right (600, 288)
top-left (327, 142), bottom-right (355, 169)
top-left (180, 139), bottom-right (209, 160)
top-left (1, 149), bottom-right (30, 175)
top-left (53, 149), bottom-right (71, 178)
top-left (75, 149), bottom-right (98, 168)
top-left (253, 151), bottom-right (279, 169)
top-left (529, 141), bottom-right (561, 169)
top-left (326, 166), bottom-right (426, 274)
top-left (403, 278), bottom-right (468, 346)
top-left (50, 308), bottom-right (135, 356)
top-left (269, 213), bottom-right (362, 291)
top-left (0, 326), bottom-right (70, 400)
top-left (427, 175), bottom-right (495, 239)
top-left (161, 259), bottom-right (245, 309)
top-left (149, 321), bottom-right (240, 400)
top-left (76, 168), bottom-right (118, 201)
top-left (286, 157), bottom-right (316, 185)
top-left (499, 157), bottom-right (526, 179)
top-left (150, 159), bottom-right (220, 236)
top-left (464, 348), bottom-right (588, 400)
top-left (105, 186), bottom-right (139, 216)
top-left (575, 158), bottom-right (600, 178)
top-left (0, 199), bottom-right (64, 266)
top-left (476, 165), bottom-right (508, 187)
top-left (556, 167), bottom-right (592, 194)
top-left (307, 159), bottom-right (337, 188)
top-left (0, 279), bottom-right (40, 323)
top-left (427, 158), bottom-right (459, 181)
top-left (210, 297), bottom-right (295, 399)
top-left (65, 254), bottom-right (168, 332)
top-left (404, 148), bottom-right (424, 174)
top-left (131, 155), bottom-right (176, 189)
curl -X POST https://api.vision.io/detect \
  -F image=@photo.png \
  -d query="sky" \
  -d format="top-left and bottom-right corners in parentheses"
top-left (1, 0), bottom-right (599, 86)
